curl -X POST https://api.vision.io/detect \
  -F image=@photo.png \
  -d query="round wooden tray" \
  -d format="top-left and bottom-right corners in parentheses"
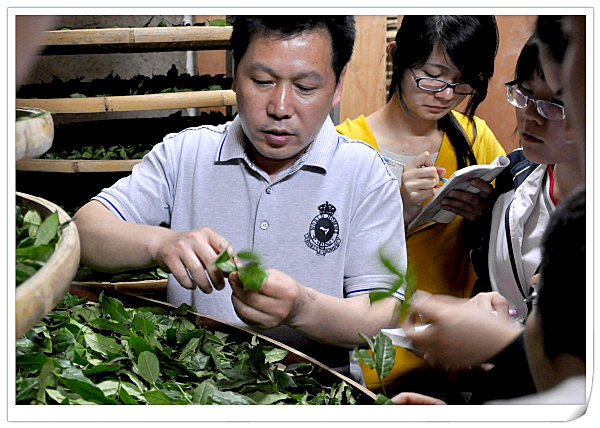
top-left (16, 108), bottom-right (54, 161)
top-left (16, 159), bottom-right (141, 173)
top-left (16, 90), bottom-right (237, 114)
top-left (16, 192), bottom-right (80, 339)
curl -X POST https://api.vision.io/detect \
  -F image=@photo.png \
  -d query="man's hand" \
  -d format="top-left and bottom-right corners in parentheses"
top-left (440, 178), bottom-right (494, 221)
top-left (402, 291), bottom-right (523, 370)
top-left (400, 151), bottom-right (446, 224)
top-left (151, 227), bottom-right (231, 293)
top-left (229, 269), bottom-right (305, 330)
top-left (392, 392), bottom-right (447, 405)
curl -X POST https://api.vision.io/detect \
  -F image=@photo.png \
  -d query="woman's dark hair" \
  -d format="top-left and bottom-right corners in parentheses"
top-left (230, 16), bottom-right (356, 83)
top-left (537, 186), bottom-right (585, 362)
top-left (535, 15), bottom-right (568, 64)
top-left (389, 16), bottom-right (499, 168)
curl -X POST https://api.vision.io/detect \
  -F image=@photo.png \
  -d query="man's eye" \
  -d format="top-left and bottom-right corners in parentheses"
top-left (253, 79), bottom-right (271, 86)
top-left (297, 85), bottom-right (316, 93)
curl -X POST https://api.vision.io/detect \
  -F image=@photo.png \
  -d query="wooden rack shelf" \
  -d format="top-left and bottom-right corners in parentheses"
top-left (40, 26), bottom-right (233, 55)
top-left (16, 159), bottom-right (142, 173)
top-left (16, 90), bottom-right (236, 113)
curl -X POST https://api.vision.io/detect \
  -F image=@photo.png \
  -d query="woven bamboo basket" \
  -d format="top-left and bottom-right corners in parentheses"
top-left (16, 108), bottom-right (54, 161)
top-left (16, 192), bottom-right (80, 339)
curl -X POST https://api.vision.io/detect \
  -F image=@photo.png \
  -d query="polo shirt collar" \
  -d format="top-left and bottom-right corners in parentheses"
top-left (215, 115), bottom-right (338, 173)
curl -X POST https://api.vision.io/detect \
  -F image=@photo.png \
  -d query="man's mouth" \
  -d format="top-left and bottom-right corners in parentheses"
top-left (522, 132), bottom-right (544, 143)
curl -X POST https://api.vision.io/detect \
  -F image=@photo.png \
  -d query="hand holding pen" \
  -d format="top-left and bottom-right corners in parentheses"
top-left (399, 151), bottom-right (447, 225)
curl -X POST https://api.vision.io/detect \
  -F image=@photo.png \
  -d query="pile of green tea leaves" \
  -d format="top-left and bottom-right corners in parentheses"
top-left (16, 205), bottom-right (61, 286)
top-left (16, 292), bottom-right (360, 405)
top-left (43, 144), bottom-right (150, 161)
top-left (16, 66), bottom-right (232, 99)
top-left (16, 110), bottom-right (51, 122)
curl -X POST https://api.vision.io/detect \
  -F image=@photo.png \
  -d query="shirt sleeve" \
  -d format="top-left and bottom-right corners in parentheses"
top-left (93, 137), bottom-right (176, 227)
top-left (343, 156), bottom-right (407, 301)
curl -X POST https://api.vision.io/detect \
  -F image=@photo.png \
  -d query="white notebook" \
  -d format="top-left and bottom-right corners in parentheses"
top-left (408, 155), bottom-right (510, 230)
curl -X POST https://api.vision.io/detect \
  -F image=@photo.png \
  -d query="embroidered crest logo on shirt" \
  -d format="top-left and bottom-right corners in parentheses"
top-left (304, 201), bottom-right (341, 256)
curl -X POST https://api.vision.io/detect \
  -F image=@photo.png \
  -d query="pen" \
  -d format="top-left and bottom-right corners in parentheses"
top-left (382, 156), bottom-right (405, 167)
top-left (382, 156), bottom-right (448, 183)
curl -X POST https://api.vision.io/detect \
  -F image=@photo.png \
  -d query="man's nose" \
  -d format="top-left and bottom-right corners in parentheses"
top-left (267, 84), bottom-right (293, 119)
top-left (522, 100), bottom-right (545, 125)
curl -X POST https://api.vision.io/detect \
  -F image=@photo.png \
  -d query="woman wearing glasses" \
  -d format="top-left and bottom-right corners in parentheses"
top-left (473, 37), bottom-right (580, 323)
top-left (395, 35), bottom-right (582, 405)
top-left (336, 16), bottom-right (504, 394)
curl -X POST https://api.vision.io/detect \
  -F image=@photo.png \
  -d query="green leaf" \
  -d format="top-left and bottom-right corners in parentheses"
top-left (16, 354), bottom-right (56, 372)
top-left (208, 18), bottom-right (227, 27)
top-left (99, 291), bottom-right (131, 322)
top-left (33, 211), bottom-right (59, 246)
top-left (373, 332), bottom-right (396, 380)
top-left (132, 310), bottom-right (156, 337)
top-left (137, 351), bottom-right (160, 384)
top-left (178, 337), bottom-right (200, 361)
top-left (143, 389), bottom-right (187, 404)
top-left (352, 348), bottom-right (376, 369)
top-left (58, 370), bottom-right (118, 404)
top-left (23, 209), bottom-right (42, 229)
top-left (370, 250), bottom-right (407, 303)
top-left (82, 363), bottom-right (121, 376)
top-left (16, 378), bottom-right (38, 402)
top-left (375, 393), bottom-right (395, 404)
top-left (36, 360), bottom-right (55, 403)
top-left (89, 318), bottom-right (130, 335)
top-left (84, 332), bottom-right (122, 357)
top-left (192, 380), bottom-right (217, 404)
top-left (213, 247), bottom-right (237, 273)
top-left (118, 383), bottom-right (139, 404)
top-left (263, 347), bottom-right (288, 363)
top-left (69, 93), bottom-right (87, 98)
top-left (246, 390), bottom-right (288, 405)
top-left (238, 262), bottom-right (267, 291)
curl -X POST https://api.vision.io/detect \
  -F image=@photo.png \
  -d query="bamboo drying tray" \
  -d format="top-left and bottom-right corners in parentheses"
top-left (16, 90), bottom-right (237, 114)
top-left (16, 192), bottom-right (80, 339)
top-left (69, 282), bottom-right (377, 404)
top-left (40, 26), bottom-right (232, 55)
top-left (16, 108), bottom-right (54, 161)
top-left (16, 159), bottom-right (141, 173)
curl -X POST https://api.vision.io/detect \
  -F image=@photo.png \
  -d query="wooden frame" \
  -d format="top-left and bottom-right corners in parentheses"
top-left (40, 26), bottom-right (232, 54)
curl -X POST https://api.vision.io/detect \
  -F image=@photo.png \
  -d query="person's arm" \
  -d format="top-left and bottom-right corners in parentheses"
top-left (402, 291), bottom-right (523, 370)
top-left (74, 200), bottom-right (231, 293)
top-left (229, 269), bottom-right (400, 348)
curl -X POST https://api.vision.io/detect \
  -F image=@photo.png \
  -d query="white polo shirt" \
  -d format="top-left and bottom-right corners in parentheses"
top-left (94, 115), bottom-right (406, 381)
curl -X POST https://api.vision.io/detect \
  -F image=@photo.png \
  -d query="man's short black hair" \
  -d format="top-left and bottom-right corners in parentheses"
top-left (535, 15), bottom-right (568, 64)
top-left (230, 16), bottom-right (356, 82)
top-left (537, 185), bottom-right (586, 362)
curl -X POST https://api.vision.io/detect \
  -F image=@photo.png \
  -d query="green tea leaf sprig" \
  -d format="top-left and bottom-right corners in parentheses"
top-left (370, 249), bottom-right (416, 317)
top-left (352, 331), bottom-right (395, 397)
top-left (213, 248), bottom-right (267, 292)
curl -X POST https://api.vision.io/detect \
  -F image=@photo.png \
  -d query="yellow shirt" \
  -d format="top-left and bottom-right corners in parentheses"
top-left (337, 112), bottom-right (506, 391)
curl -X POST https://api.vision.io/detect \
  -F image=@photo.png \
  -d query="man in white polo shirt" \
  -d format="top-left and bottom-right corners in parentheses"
top-left (74, 16), bottom-right (406, 382)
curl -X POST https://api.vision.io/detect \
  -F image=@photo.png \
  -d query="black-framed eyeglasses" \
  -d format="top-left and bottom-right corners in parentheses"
top-left (505, 82), bottom-right (566, 121)
top-left (410, 68), bottom-right (477, 95)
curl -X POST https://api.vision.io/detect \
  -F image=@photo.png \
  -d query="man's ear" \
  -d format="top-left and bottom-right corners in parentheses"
top-left (331, 65), bottom-right (348, 108)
